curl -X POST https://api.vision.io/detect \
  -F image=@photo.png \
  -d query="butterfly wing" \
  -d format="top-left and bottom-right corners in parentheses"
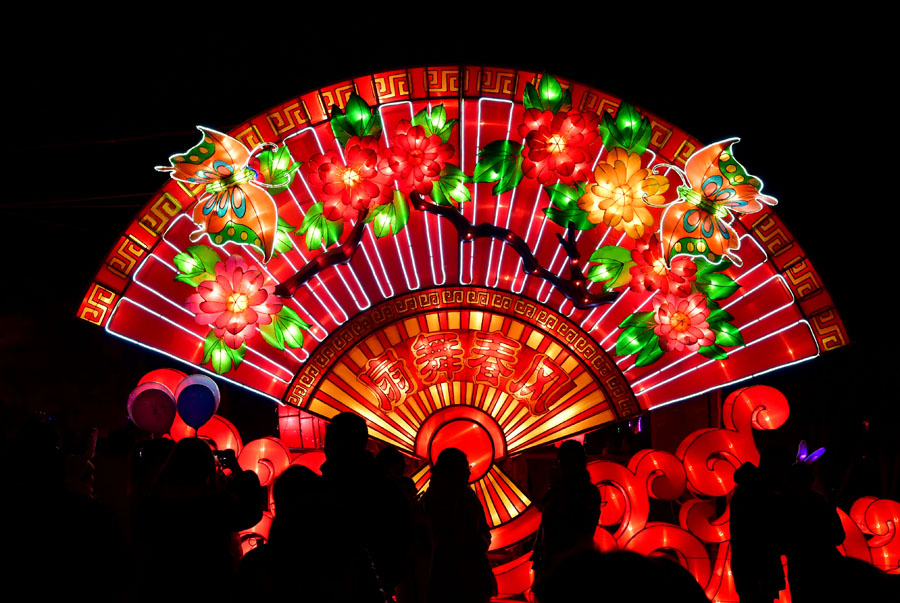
top-left (662, 139), bottom-right (776, 266)
top-left (659, 201), bottom-right (742, 266)
top-left (161, 127), bottom-right (278, 262)
top-left (159, 127), bottom-right (252, 184)
top-left (686, 138), bottom-right (778, 214)
top-left (190, 183), bottom-right (278, 262)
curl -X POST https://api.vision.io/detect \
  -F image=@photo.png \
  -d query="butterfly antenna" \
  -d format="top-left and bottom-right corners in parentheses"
top-left (652, 163), bottom-right (687, 186)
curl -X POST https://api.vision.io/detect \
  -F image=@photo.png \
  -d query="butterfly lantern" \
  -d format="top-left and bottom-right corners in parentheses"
top-left (648, 138), bottom-right (777, 267)
top-left (157, 127), bottom-right (297, 262)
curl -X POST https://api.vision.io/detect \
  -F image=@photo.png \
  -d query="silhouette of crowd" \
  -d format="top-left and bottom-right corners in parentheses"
top-left (3, 404), bottom-right (897, 602)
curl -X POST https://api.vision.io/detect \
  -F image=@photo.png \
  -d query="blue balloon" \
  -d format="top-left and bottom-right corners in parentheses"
top-left (176, 375), bottom-right (220, 429)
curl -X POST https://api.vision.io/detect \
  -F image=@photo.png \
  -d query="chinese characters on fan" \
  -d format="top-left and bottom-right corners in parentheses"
top-left (356, 330), bottom-right (573, 415)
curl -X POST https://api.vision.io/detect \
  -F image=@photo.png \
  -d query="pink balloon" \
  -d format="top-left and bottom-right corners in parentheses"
top-left (128, 382), bottom-right (176, 435)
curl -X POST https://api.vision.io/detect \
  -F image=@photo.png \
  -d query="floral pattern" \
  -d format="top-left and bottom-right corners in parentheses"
top-left (186, 255), bottom-right (283, 349)
top-left (309, 136), bottom-right (393, 221)
top-left (652, 293), bottom-right (715, 352)
top-left (383, 120), bottom-right (454, 195)
top-left (630, 235), bottom-right (697, 297)
top-left (518, 109), bottom-right (599, 185)
top-left (578, 148), bottom-right (669, 239)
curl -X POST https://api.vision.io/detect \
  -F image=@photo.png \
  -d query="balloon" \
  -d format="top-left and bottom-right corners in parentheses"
top-left (138, 368), bottom-right (187, 394)
top-left (128, 382), bottom-right (176, 434)
top-left (175, 374), bottom-right (220, 429)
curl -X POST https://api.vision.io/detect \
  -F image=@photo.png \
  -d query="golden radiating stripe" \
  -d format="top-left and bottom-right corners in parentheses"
top-left (499, 404), bottom-right (526, 430)
top-left (505, 373), bottom-right (600, 444)
top-left (486, 469), bottom-right (517, 518)
top-left (478, 479), bottom-right (502, 526)
top-left (561, 355), bottom-right (579, 373)
top-left (403, 318), bottom-right (421, 338)
top-left (416, 476), bottom-right (431, 495)
top-left (365, 334), bottom-right (384, 356)
top-left (468, 311), bottom-right (484, 330)
top-left (507, 388), bottom-right (601, 447)
top-left (384, 324), bottom-right (402, 346)
top-left (331, 362), bottom-right (383, 400)
top-left (448, 311), bottom-right (460, 330)
top-left (496, 466), bottom-right (531, 506)
top-left (545, 341), bottom-right (562, 360)
top-left (412, 464), bottom-right (430, 482)
top-left (348, 348), bottom-right (368, 368)
top-left (309, 398), bottom-right (340, 418)
top-left (507, 320), bottom-right (524, 341)
top-left (453, 381), bottom-right (463, 406)
top-left (439, 383), bottom-right (450, 409)
top-left (521, 410), bottom-right (615, 450)
top-left (488, 314), bottom-right (503, 331)
top-left (396, 404), bottom-right (419, 429)
top-left (407, 395), bottom-right (427, 422)
top-left (425, 313), bottom-right (440, 332)
top-left (489, 391), bottom-right (508, 417)
top-left (319, 380), bottom-right (415, 447)
top-left (525, 331), bottom-right (544, 350)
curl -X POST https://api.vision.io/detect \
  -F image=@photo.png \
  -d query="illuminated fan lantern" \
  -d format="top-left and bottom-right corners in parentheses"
top-left (175, 374), bottom-right (220, 429)
top-left (80, 66), bottom-right (857, 599)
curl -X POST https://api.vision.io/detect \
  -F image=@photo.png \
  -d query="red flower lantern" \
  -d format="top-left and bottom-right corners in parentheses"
top-left (309, 136), bottom-right (393, 221)
top-left (518, 109), bottom-right (599, 185)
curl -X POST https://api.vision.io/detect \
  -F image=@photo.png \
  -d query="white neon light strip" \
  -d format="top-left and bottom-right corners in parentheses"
top-left (512, 185), bottom-right (547, 295)
top-left (427, 101), bottom-right (447, 286)
top-left (635, 320), bottom-right (818, 399)
top-left (483, 100), bottom-right (516, 288)
top-left (458, 97), bottom-right (468, 285)
top-left (465, 98), bottom-right (515, 285)
top-left (109, 297), bottom-right (289, 384)
top-left (105, 301), bottom-right (281, 403)
top-left (644, 321), bottom-right (819, 410)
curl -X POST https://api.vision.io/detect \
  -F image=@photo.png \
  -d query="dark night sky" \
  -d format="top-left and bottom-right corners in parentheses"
top-left (3, 20), bottom-right (893, 499)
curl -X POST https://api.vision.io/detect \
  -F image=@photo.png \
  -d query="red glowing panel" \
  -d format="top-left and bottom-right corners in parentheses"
top-left (429, 419), bottom-right (494, 482)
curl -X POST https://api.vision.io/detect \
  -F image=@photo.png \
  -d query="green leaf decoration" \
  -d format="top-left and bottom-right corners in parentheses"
top-left (256, 146), bottom-right (300, 196)
top-left (261, 305), bottom-right (310, 351)
top-left (523, 72), bottom-right (571, 113)
top-left (173, 244), bottom-right (220, 286)
top-left (542, 183), bottom-right (593, 231)
top-left (695, 272), bottom-right (740, 301)
top-left (473, 140), bottom-right (524, 196)
top-left (619, 311), bottom-right (655, 329)
top-left (411, 104), bottom-right (458, 144)
top-left (271, 217), bottom-right (297, 258)
top-left (298, 202), bottom-right (344, 251)
top-left (706, 307), bottom-right (734, 324)
top-left (635, 340), bottom-right (665, 367)
top-left (587, 245), bottom-right (637, 291)
top-left (698, 344), bottom-right (729, 360)
top-left (695, 257), bottom-right (733, 277)
top-left (202, 331), bottom-right (246, 374)
top-left (431, 164), bottom-right (471, 205)
top-left (711, 321), bottom-right (745, 347)
top-left (616, 323), bottom-right (656, 356)
top-left (365, 190), bottom-right (411, 238)
top-left (598, 102), bottom-right (653, 155)
top-left (330, 93), bottom-right (382, 147)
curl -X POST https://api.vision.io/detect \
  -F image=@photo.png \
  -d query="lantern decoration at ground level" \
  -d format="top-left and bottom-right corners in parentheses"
top-left (80, 66), bottom-right (873, 599)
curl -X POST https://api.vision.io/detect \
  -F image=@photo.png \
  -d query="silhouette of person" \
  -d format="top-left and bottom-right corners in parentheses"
top-left (531, 440), bottom-right (602, 583)
top-left (134, 437), bottom-right (262, 602)
top-left (782, 462), bottom-right (844, 603)
top-left (730, 453), bottom-right (788, 603)
top-left (420, 447), bottom-right (496, 603)
top-left (321, 412), bottom-right (410, 601)
top-left (532, 549), bottom-right (708, 603)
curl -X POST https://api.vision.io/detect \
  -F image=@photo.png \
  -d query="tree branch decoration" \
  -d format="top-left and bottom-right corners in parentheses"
top-left (409, 192), bottom-right (618, 309)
